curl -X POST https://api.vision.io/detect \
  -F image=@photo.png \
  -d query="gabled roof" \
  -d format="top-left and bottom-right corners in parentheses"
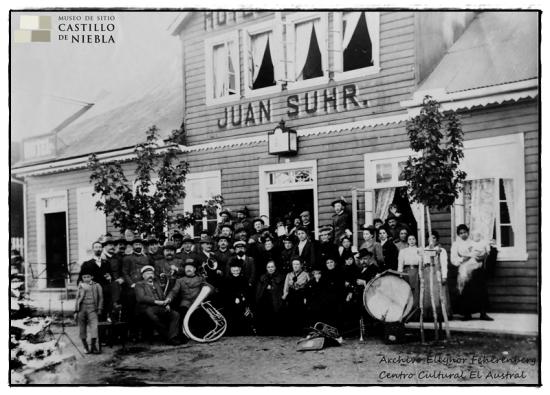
top-left (404, 11), bottom-right (538, 112)
top-left (418, 11), bottom-right (538, 93)
top-left (14, 58), bottom-right (183, 167)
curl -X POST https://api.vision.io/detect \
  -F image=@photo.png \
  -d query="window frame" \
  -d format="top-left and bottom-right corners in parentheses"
top-left (204, 31), bottom-right (241, 106)
top-left (183, 170), bottom-right (222, 237)
top-left (364, 133), bottom-right (528, 262)
top-left (333, 11), bottom-right (381, 82)
top-left (284, 12), bottom-right (329, 91)
top-left (242, 18), bottom-right (283, 98)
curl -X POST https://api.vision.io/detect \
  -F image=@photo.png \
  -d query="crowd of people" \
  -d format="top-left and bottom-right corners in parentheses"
top-left (74, 198), bottom-right (495, 352)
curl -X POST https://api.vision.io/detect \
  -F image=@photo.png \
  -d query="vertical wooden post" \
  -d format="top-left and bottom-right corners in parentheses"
top-left (435, 252), bottom-right (452, 340)
top-left (426, 207), bottom-right (438, 340)
top-left (351, 188), bottom-right (358, 248)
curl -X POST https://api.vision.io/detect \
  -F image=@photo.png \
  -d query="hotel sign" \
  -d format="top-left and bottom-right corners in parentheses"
top-left (217, 83), bottom-right (366, 129)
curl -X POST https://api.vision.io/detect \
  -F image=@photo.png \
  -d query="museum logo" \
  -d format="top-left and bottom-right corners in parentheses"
top-left (13, 15), bottom-right (51, 43)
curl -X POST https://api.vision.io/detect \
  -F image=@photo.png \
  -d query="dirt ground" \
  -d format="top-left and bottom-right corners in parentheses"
top-left (63, 331), bottom-right (539, 385)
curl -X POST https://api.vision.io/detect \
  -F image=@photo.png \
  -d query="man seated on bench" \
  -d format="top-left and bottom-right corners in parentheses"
top-left (135, 265), bottom-right (181, 345)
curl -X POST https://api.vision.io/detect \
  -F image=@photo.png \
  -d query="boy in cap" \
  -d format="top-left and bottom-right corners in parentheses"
top-left (74, 266), bottom-right (103, 354)
top-left (135, 265), bottom-right (180, 345)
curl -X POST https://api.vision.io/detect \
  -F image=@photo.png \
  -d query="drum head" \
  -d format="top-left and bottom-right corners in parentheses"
top-left (363, 271), bottom-right (414, 322)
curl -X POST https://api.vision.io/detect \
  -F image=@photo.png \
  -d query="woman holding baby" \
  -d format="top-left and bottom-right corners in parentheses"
top-left (450, 224), bottom-right (494, 321)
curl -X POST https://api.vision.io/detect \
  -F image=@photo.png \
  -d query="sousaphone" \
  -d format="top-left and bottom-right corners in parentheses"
top-left (182, 285), bottom-right (227, 342)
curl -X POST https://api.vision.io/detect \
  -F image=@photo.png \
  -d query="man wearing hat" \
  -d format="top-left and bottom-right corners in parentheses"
top-left (229, 240), bottom-right (256, 287)
top-left (216, 223), bottom-right (234, 246)
top-left (214, 235), bottom-right (233, 277)
top-left (135, 265), bottom-right (180, 345)
top-left (234, 207), bottom-right (253, 234)
top-left (331, 196), bottom-right (352, 245)
top-left (279, 235), bottom-right (295, 274)
top-left (197, 236), bottom-right (224, 289)
top-left (121, 236), bottom-right (154, 334)
top-left (145, 235), bottom-right (163, 263)
top-left (299, 211), bottom-right (315, 239)
top-left (171, 230), bottom-right (185, 252)
top-left (214, 209), bottom-right (233, 238)
top-left (154, 241), bottom-right (184, 293)
top-left (175, 234), bottom-right (201, 265)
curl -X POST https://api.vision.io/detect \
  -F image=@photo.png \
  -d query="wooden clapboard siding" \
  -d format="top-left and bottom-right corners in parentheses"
top-left (180, 11), bottom-right (417, 145)
top-left (24, 167), bottom-right (107, 279)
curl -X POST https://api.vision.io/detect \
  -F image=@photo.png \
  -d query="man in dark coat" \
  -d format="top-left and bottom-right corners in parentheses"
top-left (299, 211), bottom-right (315, 239)
top-left (154, 241), bottom-right (183, 293)
top-left (135, 265), bottom-right (180, 345)
top-left (229, 241), bottom-right (256, 287)
top-left (331, 197), bottom-right (352, 244)
top-left (294, 226), bottom-right (316, 272)
top-left (121, 238), bottom-right (153, 334)
top-left (176, 235), bottom-right (201, 265)
top-left (145, 235), bottom-right (164, 263)
top-left (165, 260), bottom-right (213, 340)
top-left (196, 236), bottom-right (224, 290)
top-left (234, 207), bottom-right (253, 235)
top-left (214, 235), bottom-right (234, 277)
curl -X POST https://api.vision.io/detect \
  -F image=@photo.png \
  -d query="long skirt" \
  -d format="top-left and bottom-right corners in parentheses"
top-left (284, 290), bottom-right (307, 336)
top-left (457, 266), bottom-right (489, 316)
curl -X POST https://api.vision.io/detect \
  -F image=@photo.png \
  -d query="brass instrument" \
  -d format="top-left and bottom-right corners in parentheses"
top-left (182, 285), bottom-right (227, 343)
top-left (199, 257), bottom-right (218, 278)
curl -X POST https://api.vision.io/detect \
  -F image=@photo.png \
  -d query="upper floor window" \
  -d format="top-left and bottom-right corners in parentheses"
top-left (205, 32), bottom-right (240, 105)
top-left (285, 13), bottom-right (328, 89)
top-left (243, 18), bottom-right (283, 97)
top-left (333, 11), bottom-right (380, 80)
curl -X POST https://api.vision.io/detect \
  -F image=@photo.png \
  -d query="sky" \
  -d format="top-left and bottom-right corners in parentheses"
top-left (10, 11), bottom-right (184, 142)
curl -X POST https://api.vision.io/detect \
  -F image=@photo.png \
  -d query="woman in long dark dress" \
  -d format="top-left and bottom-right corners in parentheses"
top-left (282, 257), bottom-right (310, 336)
top-left (323, 257), bottom-right (346, 331)
top-left (257, 233), bottom-right (281, 276)
top-left (255, 260), bottom-right (285, 335)
top-left (222, 262), bottom-right (255, 336)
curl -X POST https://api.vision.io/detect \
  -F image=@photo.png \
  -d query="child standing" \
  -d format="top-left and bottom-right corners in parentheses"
top-left (74, 267), bottom-right (103, 354)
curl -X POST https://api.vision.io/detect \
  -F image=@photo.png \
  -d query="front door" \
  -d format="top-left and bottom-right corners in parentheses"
top-left (269, 189), bottom-right (314, 225)
top-left (45, 212), bottom-right (67, 288)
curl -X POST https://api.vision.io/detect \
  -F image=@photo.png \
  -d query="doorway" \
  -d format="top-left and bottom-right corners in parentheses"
top-left (45, 212), bottom-right (68, 288)
top-left (269, 189), bottom-right (314, 224)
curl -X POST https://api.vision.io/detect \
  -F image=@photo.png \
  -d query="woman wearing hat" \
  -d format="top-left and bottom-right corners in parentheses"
top-left (257, 233), bottom-right (281, 277)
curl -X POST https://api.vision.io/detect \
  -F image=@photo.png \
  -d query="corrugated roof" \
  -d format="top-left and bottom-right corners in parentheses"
top-left (419, 12), bottom-right (538, 94)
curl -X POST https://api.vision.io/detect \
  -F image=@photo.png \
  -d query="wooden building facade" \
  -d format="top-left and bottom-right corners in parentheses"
top-left (12, 11), bottom-right (539, 313)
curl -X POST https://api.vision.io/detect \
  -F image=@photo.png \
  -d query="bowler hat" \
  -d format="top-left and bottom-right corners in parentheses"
top-left (181, 235), bottom-right (194, 243)
top-left (331, 196), bottom-right (347, 207)
top-left (101, 235), bottom-right (115, 246)
top-left (219, 209), bottom-right (232, 218)
top-left (163, 241), bottom-right (177, 251)
top-left (171, 230), bottom-right (184, 239)
top-left (216, 235), bottom-right (231, 243)
top-left (299, 211), bottom-right (311, 217)
top-left (358, 248), bottom-right (373, 258)
top-left (252, 217), bottom-right (265, 225)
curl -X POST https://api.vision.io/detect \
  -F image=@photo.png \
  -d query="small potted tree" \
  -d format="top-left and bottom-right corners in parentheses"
top-left (402, 96), bottom-right (467, 342)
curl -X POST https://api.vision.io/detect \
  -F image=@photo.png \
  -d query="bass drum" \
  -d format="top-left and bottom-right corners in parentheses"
top-left (363, 270), bottom-right (414, 323)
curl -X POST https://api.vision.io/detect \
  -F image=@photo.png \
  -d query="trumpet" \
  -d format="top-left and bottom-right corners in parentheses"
top-left (182, 285), bottom-right (227, 343)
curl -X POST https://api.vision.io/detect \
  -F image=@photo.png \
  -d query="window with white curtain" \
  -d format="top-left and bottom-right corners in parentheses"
top-left (285, 13), bottom-right (328, 89)
top-left (205, 32), bottom-right (240, 105)
top-left (463, 178), bottom-right (516, 248)
top-left (333, 11), bottom-right (380, 80)
top-left (243, 18), bottom-right (283, 97)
